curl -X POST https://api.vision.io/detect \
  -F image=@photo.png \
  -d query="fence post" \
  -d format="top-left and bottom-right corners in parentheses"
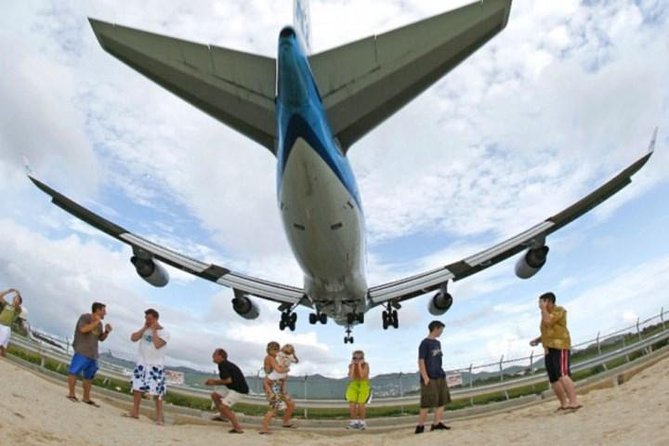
top-left (529, 351), bottom-right (534, 374)
top-left (499, 355), bottom-right (504, 383)
top-left (303, 375), bottom-right (308, 419)
top-left (468, 363), bottom-right (474, 407)
top-left (596, 331), bottom-right (601, 355)
top-left (622, 333), bottom-right (630, 363)
top-left (256, 368), bottom-right (261, 395)
top-left (636, 318), bottom-right (642, 343)
top-left (398, 372), bottom-right (404, 415)
top-left (499, 355), bottom-right (510, 400)
top-left (661, 307), bottom-right (665, 330)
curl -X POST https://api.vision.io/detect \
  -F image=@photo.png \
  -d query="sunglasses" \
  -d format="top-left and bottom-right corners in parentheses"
top-left (352, 356), bottom-right (363, 360)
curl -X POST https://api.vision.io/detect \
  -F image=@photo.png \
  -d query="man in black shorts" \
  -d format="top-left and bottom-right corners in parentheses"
top-left (530, 292), bottom-right (582, 411)
top-left (205, 348), bottom-right (249, 433)
top-left (415, 320), bottom-right (451, 434)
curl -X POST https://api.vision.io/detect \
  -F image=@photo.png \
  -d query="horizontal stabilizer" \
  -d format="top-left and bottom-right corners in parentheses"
top-left (311, 0), bottom-right (513, 151)
top-left (89, 18), bottom-right (277, 152)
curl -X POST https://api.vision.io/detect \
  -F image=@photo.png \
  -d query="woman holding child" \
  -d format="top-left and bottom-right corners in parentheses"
top-left (259, 341), bottom-right (297, 434)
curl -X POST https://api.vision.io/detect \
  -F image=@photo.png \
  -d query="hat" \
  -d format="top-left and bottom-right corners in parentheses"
top-left (428, 320), bottom-right (445, 331)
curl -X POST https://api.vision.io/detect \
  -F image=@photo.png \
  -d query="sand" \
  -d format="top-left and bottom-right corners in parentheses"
top-left (0, 354), bottom-right (667, 446)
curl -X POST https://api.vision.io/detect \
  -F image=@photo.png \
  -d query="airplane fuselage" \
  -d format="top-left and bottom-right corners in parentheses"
top-left (276, 27), bottom-right (368, 325)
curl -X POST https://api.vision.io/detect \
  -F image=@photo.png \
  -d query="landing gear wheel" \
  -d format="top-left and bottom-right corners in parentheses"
top-left (382, 304), bottom-right (399, 329)
top-left (319, 312), bottom-right (327, 324)
top-left (280, 311), bottom-right (296, 331)
top-left (344, 327), bottom-right (354, 344)
top-left (309, 313), bottom-right (317, 324)
top-left (288, 312), bottom-right (297, 331)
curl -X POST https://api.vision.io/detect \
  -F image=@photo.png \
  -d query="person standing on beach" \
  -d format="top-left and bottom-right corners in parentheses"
top-left (66, 302), bottom-right (112, 406)
top-left (345, 350), bottom-right (371, 430)
top-left (259, 341), bottom-right (296, 434)
top-left (415, 320), bottom-right (451, 434)
top-left (127, 308), bottom-right (170, 424)
top-left (205, 348), bottom-right (249, 434)
top-left (0, 288), bottom-right (27, 357)
top-left (529, 292), bottom-right (582, 411)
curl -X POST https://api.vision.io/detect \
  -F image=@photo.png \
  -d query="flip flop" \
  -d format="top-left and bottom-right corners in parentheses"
top-left (259, 431), bottom-right (271, 435)
top-left (66, 395), bottom-right (79, 402)
top-left (282, 424), bottom-right (297, 429)
top-left (83, 400), bottom-right (100, 407)
top-left (228, 429), bottom-right (243, 434)
top-left (211, 415), bottom-right (227, 422)
top-left (121, 413), bottom-right (139, 419)
top-left (555, 407), bottom-right (568, 412)
top-left (567, 404), bottom-right (583, 411)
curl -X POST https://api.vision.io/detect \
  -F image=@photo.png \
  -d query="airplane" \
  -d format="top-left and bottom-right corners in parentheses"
top-left (30, 0), bottom-right (655, 343)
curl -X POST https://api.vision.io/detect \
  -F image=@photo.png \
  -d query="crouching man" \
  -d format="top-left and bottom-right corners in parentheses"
top-left (205, 348), bottom-right (249, 434)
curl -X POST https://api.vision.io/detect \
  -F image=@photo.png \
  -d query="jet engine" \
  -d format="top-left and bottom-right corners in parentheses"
top-left (130, 256), bottom-right (169, 287)
top-left (232, 292), bottom-right (260, 320)
top-left (515, 246), bottom-right (549, 279)
top-left (428, 290), bottom-right (453, 316)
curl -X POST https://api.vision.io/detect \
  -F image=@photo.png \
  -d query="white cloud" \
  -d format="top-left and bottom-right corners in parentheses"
top-left (1, 0), bottom-right (668, 376)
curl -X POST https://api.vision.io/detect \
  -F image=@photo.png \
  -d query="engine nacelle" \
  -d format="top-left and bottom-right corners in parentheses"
top-left (130, 256), bottom-right (169, 287)
top-left (232, 292), bottom-right (260, 320)
top-left (515, 246), bottom-right (550, 279)
top-left (428, 291), bottom-right (453, 316)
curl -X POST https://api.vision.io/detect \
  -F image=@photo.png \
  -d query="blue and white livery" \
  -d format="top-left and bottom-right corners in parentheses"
top-left (31, 0), bottom-right (654, 342)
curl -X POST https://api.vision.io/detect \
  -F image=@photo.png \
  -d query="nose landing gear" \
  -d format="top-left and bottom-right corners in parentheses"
top-left (344, 327), bottom-right (354, 344)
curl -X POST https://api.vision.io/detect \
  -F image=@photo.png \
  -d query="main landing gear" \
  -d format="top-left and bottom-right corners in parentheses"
top-left (382, 301), bottom-right (400, 329)
top-left (309, 312), bottom-right (328, 324)
top-left (278, 303), bottom-right (297, 331)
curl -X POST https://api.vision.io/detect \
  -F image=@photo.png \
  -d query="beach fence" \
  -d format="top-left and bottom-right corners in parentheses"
top-left (8, 306), bottom-right (669, 417)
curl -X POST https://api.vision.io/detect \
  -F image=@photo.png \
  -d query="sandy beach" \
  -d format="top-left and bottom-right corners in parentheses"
top-left (0, 354), bottom-right (667, 446)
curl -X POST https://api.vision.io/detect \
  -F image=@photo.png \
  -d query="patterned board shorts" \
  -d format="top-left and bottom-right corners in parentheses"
top-left (268, 381), bottom-right (288, 411)
top-left (131, 363), bottom-right (167, 398)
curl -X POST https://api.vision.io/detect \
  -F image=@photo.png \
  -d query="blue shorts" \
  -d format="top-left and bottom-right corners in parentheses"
top-left (68, 352), bottom-right (99, 380)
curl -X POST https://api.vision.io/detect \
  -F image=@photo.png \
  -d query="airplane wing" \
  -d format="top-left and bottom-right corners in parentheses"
top-left (368, 130), bottom-right (656, 306)
top-left (29, 176), bottom-right (308, 307)
top-left (88, 19), bottom-right (277, 153)
top-left (310, 0), bottom-right (513, 151)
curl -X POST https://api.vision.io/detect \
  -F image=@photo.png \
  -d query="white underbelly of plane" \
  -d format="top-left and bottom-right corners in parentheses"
top-left (279, 137), bottom-right (367, 320)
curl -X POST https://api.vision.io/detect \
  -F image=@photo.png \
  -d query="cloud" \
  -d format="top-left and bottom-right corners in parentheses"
top-left (1, 0), bottom-right (668, 377)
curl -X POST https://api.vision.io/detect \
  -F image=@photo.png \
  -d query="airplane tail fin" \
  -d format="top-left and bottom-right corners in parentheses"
top-left (294, 0), bottom-right (312, 54)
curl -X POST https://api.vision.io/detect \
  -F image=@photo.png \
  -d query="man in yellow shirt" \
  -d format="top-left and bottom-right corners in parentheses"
top-left (530, 292), bottom-right (582, 411)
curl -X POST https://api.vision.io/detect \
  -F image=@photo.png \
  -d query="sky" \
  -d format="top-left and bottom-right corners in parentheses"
top-left (1, 0), bottom-right (668, 379)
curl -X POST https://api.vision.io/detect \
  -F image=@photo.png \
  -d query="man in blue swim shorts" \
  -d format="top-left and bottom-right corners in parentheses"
top-left (66, 302), bottom-right (112, 406)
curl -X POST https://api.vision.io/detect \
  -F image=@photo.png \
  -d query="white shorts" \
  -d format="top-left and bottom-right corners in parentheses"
top-left (0, 325), bottom-right (11, 348)
top-left (131, 363), bottom-right (167, 398)
top-left (217, 389), bottom-right (243, 407)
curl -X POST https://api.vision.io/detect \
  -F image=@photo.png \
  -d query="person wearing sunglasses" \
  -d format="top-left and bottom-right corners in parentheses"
top-left (345, 350), bottom-right (371, 429)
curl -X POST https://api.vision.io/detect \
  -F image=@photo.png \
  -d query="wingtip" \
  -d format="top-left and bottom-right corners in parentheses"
top-left (648, 126), bottom-right (658, 154)
top-left (21, 154), bottom-right (34, 177)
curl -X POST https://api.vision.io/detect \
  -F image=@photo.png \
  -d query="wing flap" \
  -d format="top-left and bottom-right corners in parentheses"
top-left (311, 0), bottom-right (512, 150)
top-left (30, 176), bottom-right (305, 305)
top-left (368, 132), bottom-right (655, 306)
top-left (89, 19), bottom-right (277, 152)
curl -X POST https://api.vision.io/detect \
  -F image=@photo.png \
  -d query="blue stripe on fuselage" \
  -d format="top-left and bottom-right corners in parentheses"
top-left (276, 27), bottom-right (361, 209)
